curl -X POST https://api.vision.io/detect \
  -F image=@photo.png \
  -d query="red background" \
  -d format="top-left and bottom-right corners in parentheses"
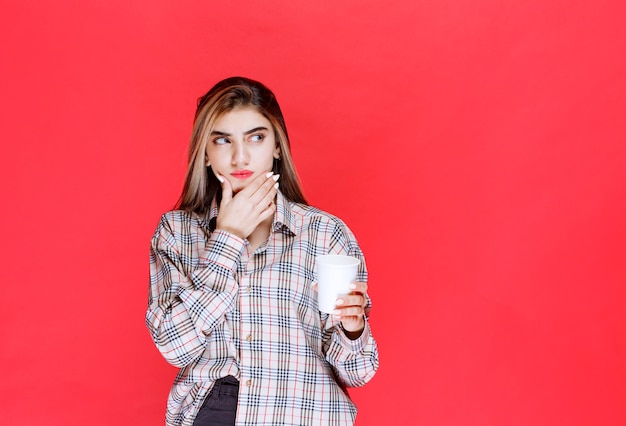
top-left (2, 1), bottom-right (625, 425)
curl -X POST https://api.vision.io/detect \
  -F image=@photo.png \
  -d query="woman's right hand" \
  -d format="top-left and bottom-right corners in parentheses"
top-left (215, 172), bottom-right (279, 239)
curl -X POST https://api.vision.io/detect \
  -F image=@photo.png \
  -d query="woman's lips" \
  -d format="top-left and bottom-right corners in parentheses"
top-left (231, 170), bottom-right (253, 179)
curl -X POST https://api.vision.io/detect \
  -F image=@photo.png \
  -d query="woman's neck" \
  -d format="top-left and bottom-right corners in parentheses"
top-left (247, 215), bottom-right (273, 252)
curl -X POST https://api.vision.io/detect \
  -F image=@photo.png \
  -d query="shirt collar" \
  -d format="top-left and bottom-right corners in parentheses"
top-left (273, 190), bottom-right (298, 236)
top-left (206, 190), bottom-right (298, 236)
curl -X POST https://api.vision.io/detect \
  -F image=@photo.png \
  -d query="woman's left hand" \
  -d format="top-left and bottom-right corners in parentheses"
top-left (311, 281), bottom-right (368, 339)
top-left (334, 282), bottom-right (368, 338)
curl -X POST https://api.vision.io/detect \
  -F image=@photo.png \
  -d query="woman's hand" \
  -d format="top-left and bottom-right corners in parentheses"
top-left (313, 281), bottom-right (369, 340)
top-left (215, 172), bottom-right (279, 239)
top-left (334, 282), bottom-right (368, 339)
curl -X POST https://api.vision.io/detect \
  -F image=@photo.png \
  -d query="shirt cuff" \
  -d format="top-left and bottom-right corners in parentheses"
top-left (337, 319), bottom-right (371, 353)
top-left (192, 229), bottom-right (246, 285)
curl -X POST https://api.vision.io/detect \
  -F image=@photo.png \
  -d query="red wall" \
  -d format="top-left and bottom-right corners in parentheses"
top-left (2, 1), bottom-right (625, 425)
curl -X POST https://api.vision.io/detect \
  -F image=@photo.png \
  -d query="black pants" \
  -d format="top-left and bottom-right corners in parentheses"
top-left (192, 376), bottom-right (239, 426)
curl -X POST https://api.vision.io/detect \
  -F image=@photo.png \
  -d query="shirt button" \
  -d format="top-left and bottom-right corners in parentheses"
top-left (246, 334), bottom-right (252, 342)
top-left (246, 287), bottom-right (251, 293)
top-left (246, 379), bottom-right (252, 387)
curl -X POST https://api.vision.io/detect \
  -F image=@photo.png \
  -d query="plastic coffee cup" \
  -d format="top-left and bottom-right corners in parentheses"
top-left (315, 254), bottom-right (360, 314)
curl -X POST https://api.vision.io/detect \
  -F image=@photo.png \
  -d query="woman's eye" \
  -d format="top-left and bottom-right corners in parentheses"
top-left (250, 134), bottom-right (264, 142)
top-left (214, 137), bottom-right (229, 145)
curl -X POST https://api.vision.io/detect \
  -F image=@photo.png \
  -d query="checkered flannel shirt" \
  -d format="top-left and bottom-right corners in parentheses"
top-left (146, 191), bottom-right (379, 426)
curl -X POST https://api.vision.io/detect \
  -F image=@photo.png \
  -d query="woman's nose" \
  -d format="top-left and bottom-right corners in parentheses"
top-left (231, 143), bottom-right (250, 165)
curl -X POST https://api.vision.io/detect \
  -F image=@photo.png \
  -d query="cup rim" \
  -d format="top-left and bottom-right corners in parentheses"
top-left (316, 254), bottom-right (360, 267)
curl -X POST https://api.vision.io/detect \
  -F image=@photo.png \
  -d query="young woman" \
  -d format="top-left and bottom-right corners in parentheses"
top-left (146, 77), bottom-right (379, 426)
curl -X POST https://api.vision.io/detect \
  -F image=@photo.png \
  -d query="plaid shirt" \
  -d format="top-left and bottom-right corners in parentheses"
top-left (146, 191), bottom-right (379, 426)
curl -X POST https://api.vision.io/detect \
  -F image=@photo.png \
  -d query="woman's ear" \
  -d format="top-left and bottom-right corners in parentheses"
top-left (274, 147), bottom-right (281, 160)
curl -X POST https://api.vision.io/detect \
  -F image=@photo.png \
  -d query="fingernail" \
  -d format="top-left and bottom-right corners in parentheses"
top-left (216, 175), bottom-right (225, 183)
top-left (272, 174), bottom-right (280, 181)
top-left (265, 172), bottom-right (274, 178)
top-left (350, 283), bottom-right (357, 290)
top-left (274, 182), bottom-right (279, 189)
top-left (333, 310), bottom-right (341, 316)
top-left (335, 299), bottom-right (344, 306)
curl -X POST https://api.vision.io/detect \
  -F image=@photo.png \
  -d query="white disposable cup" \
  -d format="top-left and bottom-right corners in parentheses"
top-left (315, 254), bottom-right (360, 314)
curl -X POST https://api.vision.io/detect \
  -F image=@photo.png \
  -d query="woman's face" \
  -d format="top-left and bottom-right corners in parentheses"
top-left (206, 107), bottom-right (280, 193)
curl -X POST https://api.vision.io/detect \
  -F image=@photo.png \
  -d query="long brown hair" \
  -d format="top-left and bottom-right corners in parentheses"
top-left (177, 77), bottom-right (307, 214)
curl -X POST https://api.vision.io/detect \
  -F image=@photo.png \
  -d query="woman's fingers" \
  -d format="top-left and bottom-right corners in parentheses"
top-left (249, 173), bottom-right (279, 207)
top-left (334, 297), bottom-right (366, 320)
top-left (216, 172), bottom-right (279, 239)
top-left (348, 281), bottom-right (368, 295)
top-left (257, 200), bottom-right (277, 223)
top-left (334, 282), bottom-right (368, 321)
top-left (310, 282), bottom-right (367, 306)
top-left (235, 172), bottom-right (277, 200)
top-left (309, 279), bottom-right (367, 335)
top-left (218, 174), bottom-right (232, 205)
top-left (335, 294), bottom-right (366, 309)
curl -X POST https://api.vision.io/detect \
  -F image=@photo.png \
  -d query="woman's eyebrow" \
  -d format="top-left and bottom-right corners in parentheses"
top-left (210, 126), bottom-right (269, 137)
top-left (243, 126), bottom-right (269, 135)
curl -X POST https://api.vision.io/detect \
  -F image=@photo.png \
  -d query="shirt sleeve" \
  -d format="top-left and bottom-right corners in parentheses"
top-left (145, 213), bottom-right (246, 368)
top-left (320, 219), bottom-right (380, 387)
